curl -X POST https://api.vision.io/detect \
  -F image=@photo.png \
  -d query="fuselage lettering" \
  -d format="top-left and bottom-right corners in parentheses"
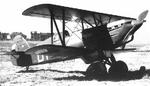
top-left (37, 55), bottom-right (52, 63)
top-left (37, 55), bottom-right (44, 63)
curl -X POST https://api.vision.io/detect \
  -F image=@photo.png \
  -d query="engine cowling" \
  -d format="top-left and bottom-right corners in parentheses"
top-left (82, 26), bottom-right (114, 50)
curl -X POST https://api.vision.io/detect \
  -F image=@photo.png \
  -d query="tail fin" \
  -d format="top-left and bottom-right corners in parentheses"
top-left (11, 35), bottom-right (30, 51)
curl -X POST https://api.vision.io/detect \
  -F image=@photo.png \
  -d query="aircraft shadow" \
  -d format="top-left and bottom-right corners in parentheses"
top-left (53, 69), bottom-right (150, 81)
top-left (18, 68), bottom-right (150, 81)
top-left (17, 68), bottom-right (85, 74)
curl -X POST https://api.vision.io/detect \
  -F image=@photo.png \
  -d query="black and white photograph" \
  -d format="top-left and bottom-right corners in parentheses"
top-left (0, 0), bottom-right (150, 86)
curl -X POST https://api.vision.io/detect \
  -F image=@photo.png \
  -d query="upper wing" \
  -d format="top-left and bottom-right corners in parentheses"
top-left (22, 4), bottom-right (136, 24)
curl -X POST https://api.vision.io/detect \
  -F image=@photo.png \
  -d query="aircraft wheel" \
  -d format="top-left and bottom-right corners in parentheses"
top-left (109, 60), bottom-right (128, 76)
top-left (86, 61), bottom-right (107, 77)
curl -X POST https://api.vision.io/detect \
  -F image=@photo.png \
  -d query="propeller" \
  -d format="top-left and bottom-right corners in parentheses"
top-left (132, 10), bottom-right (149, 25)
top-left (138, 10), bottom-right (149, 22)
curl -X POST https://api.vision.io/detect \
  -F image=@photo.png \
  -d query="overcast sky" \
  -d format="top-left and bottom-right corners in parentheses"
top-left (0, 0), bottom-right (149, 43)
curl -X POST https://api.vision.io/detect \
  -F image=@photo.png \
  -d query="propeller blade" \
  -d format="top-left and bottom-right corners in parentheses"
top-left (138, 10), bottom-right (148, 22)
top-left (132, 10), bottom-right (148, 25)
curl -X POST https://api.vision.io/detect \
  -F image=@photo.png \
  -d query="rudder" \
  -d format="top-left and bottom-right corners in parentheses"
top-left (11, 35), bottom-right (30, 51)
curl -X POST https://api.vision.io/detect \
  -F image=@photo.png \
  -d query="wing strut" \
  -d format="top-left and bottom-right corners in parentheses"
top-left (81, 18), bottom-right (84, 30)
top-left (49, 10), bottom-right (64, 45)
top-left (49, 9), bottom-right (54, 45)
top-left (49, 9), bottom-right (66, 46)
top-left (53, 16), bottom-right (64, 45)
top-left (82, 18), bottom-right (94, 27)
top-left (93, 14), bottom-right (98, 27)
top-left (98, 15), bottom-right (103, 25)
top-left (62, 9), bottom-right (66, 46)
top-left (108, 16), bottom-right (112, 23)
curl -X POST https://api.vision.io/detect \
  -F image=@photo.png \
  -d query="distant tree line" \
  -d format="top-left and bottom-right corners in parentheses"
top-left (0, 32), bottom-right (9, 40)
top-left (0, 31), bottom-right (52, 41)
top-left (30, 31), bottom-right (52, 41)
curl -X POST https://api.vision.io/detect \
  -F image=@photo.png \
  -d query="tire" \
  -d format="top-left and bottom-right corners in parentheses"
top-left (86, 61), bottom-right (107, 77)
top-left (109, 61), bottom-right (128, 76)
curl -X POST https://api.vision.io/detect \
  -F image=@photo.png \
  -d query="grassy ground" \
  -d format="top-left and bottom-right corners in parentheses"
top-left (0, 41), bottom-right (150, 86)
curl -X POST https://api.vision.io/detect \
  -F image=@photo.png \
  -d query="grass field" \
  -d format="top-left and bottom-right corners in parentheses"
top-left (0, 41), bottom-right (150, 86)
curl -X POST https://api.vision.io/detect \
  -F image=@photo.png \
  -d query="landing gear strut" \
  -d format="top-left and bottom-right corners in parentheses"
top-left (121, 44), bottom-right (126, 50)
top-left (85, 50), bottom-right (128, 77)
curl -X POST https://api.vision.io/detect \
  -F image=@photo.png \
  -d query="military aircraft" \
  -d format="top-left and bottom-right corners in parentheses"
top-left (4, 4), bottom-right (148, 76)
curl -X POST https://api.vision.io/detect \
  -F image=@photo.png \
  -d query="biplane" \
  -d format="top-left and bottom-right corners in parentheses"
top-left (6, 4), bottom-right (149, 76)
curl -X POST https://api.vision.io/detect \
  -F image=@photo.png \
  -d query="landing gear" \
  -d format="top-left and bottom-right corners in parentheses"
top-left (86, 61), bottom-right (107, 77)
top-left (86, 51), bottom-right (128, 78)
top-left (85, 61), bottom-right (128, 77)
top-left (85, 50), bottom-right (128, 77)
top-left (121, 44), bottom-right (126, 50)
top-left (109, 60), bottom-right (128, 76)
